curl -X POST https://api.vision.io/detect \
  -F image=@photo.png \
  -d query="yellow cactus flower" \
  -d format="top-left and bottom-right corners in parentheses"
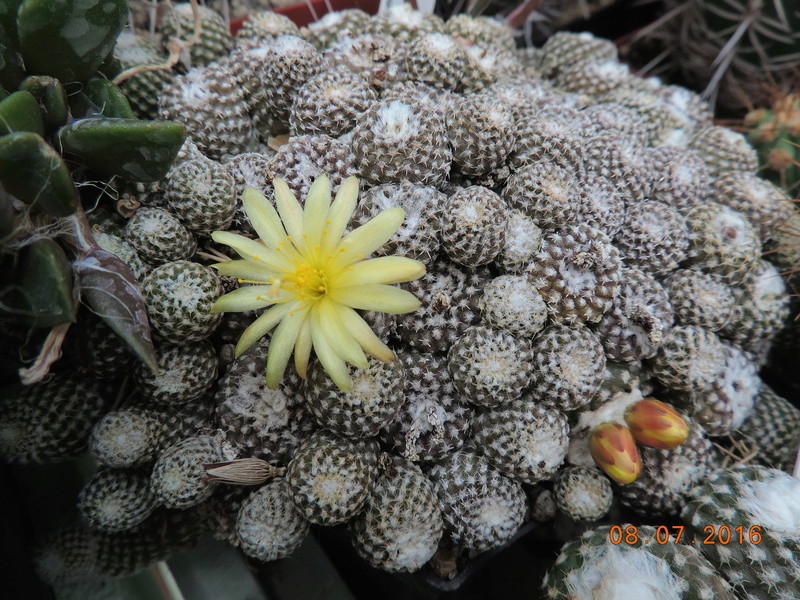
top-left (210, 175), bottom-right (425, 392)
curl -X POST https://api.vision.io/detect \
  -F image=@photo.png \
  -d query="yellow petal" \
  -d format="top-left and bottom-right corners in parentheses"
top-left (337, 306), bottom-right (395, 362)
top-left (211, 285), bottom-right (282, 313)
top-left (211, 231), bottom-right (293, 272)
top-left (242, 187), bottom-right (286, 244)
top-left (334, 256), bottom-right (426, 287)
top-left (294, 318), bottom-right (312, 379)
top-left (329, 284), bottom-right (422, 314)
top-left (333, 206), bottom-right (405, 268)
top-left (302, 175), bottom-right (331, 251)
top-left (322, 176), bottom-right (358, 254)
top-left (234, 301), bottom-right (296, 358)
top-left (272, 178), bottom-right (305, 248)
top-left (310, 308), bottom-right (352, 392)
top-left (213, 260), bottom-right (272, 283)
top-left (317, 299), bottom-right (368, 369)
top-left (265, 305), bottom-right (310, 389)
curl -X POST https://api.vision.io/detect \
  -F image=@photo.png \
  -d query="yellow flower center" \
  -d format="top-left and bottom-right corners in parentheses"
top-left (286, 262), bottom-right (328, 299)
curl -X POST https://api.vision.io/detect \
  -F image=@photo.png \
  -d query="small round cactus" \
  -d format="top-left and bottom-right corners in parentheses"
top-left (447, 325), bottom-right (533, 408)
top-left (124, 207), bottom-right (197, 266)
top-left (140, 261), bottom-right (223, 341)
top-left (350, 456), bottom-right (443, 573)
top-left (552, 466), bottom-right (613, 521)
top-left (150, 435), bottom-right (223, 509)
top-left (236, 479), bottom-right (310, 562)
top-left (285, 430), bottom-right (379, 525)
top-left (427, 450), bottom-right (527, 552)
top-left (78, 469), bottom-right (158, 533)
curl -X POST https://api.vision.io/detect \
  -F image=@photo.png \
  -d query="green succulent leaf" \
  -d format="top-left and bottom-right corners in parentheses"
top-left (2, 238), bottom-right (77, 327)
top-left (16, 0), bottom-right (128, 83)
top-left (58, 118), bottom-right (186, 182)
top-left (0, 26), bottom-right (24, 91)
top-left (20, 75), bottom-right (68, 130)
top-left (69, 77), bottom-right (135, 119)
top-left (0, 131), bottom-right (78, 216)
top-left (97, 51), bottom-right (122, 80)
top-left (74, 246), bottom-right (158, 373)
top-left (0, 0), bottom-right (24, 46)
top-left (0, 90), bottom-right (44, 137)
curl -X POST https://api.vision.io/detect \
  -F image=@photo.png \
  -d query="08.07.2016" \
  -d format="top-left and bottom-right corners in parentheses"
top-left (608, 524), bottom-right (763, 545)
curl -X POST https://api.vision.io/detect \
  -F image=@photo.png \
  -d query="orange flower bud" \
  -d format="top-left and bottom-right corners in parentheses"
top-left (624, 398), bottom-right (689, 450)
top-left (589, 422), bottom-right (642, 485)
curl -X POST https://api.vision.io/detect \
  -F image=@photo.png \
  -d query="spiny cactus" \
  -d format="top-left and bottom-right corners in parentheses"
top-left (627, 0), bottom-right (800, 111)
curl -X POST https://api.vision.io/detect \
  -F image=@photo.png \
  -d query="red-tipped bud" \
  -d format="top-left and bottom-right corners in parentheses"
top-left (624, 398), bottom-right (689, 450)
top-left (589, 422), bottom-right (642, 485)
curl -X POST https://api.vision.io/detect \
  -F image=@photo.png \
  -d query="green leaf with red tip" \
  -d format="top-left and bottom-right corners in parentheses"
top-left (58, 118), bottom-right (186, 182)
top-left (0, 131), bottom-right (78, 216)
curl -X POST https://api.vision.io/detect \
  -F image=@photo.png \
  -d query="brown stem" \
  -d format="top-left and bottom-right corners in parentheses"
top-left (61, 203), bottom-right (99, 256)
top-left (18, 322), bottom-right (71, 384)
top-left (113, 0), bottom-right (204, 85)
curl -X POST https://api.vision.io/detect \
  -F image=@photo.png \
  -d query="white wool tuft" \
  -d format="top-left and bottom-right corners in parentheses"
top-left (180, 79), bottom-right (211, 106)
top-left (594, 60), bottom-right (629, 78)
top-left (391, 531), bottom-right (437, 571)
top-left (425, 33), bottom-right (457, 54)
top-left (565, 545), bottom-right (682, 600)
top-left (373, 101), bottom-right (420, 140)
top-left (739, 473), bottom-right (800, 537)
top-left (753, 262), bottom-right (786, 311)
top-left (712, 207), bottom-right (752, 248)
top-left (272, 35), bottom-right (308, 55)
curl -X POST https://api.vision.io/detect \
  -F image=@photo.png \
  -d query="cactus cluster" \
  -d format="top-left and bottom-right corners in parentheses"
top-left (2, 3), bottom-right (799, 593)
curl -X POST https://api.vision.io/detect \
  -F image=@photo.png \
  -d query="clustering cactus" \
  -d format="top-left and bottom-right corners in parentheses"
top-left (682, 466), bottom-right (800, 600)
top-left (3, 3), bottom-right (799, 594)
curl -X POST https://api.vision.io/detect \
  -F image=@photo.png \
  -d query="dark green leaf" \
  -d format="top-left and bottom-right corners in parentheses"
top-left (0, 184), bottom-right (14, 240)
top-left (17, 0), bottom-right (128, 83)
top-left (0, 0), bottom-right (24, 49)
top-left (97, 51), bottom-right (122, 79)
top-left (20, 75), bottom-right (68, 130)
top-left (0, 25), bottom-right (24, 90)
top-left (74, 246), bottom-right (158, 373)
top-left (0, 90), bottom-right (44, 137)
top-left (0, 131), bottom-right (78, 216)
top-left (69, 77), bottom-right (135, 119)
top-left (1, 238), bottom-right (76, 327)
top-left (58, 118), bottom-right (186, 182)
